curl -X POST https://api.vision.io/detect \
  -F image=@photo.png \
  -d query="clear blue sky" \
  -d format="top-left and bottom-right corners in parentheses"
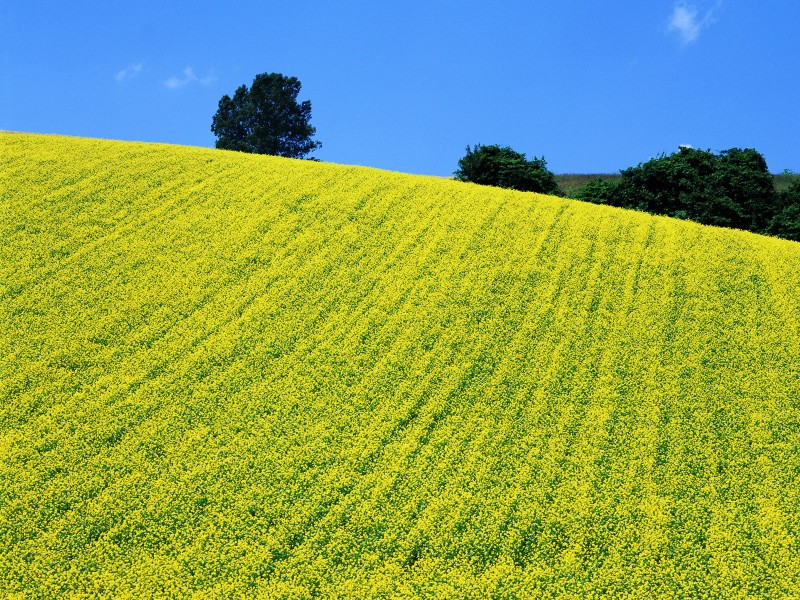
top-left (2, 1), bottom-right (798, 175)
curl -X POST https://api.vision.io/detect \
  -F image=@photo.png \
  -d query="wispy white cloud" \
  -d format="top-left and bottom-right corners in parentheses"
top-left (669, 5), bottom-right (701, 43)
top-left (115, 63), bottom-right (143, 82)
top-left (668, 1), bottom-right (722, 44)
top-left (164, 67), bottom-right (215, 90)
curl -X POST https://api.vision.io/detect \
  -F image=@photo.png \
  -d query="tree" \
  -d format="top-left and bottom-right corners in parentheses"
top-left (211, 72), bottom-right (321, 158)
top-left (767, 179), bottom-right (800, 241)
top-left (575, 178), bottom-right (617, 205)
top-left (454, 144), bottom-right (559, 195)
top-left (606, 146), bottom-right (778, 231)
top-left (613, 147), bottom-right (720, 220)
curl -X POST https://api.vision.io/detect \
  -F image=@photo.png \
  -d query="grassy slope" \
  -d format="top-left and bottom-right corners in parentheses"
top-left (2, 132), bottom-right (800, 598)
top-left (555, 173), bottom-right (620, 198)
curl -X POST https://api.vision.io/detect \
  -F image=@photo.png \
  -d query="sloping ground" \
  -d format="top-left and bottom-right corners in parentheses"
top-left (1, 132), bottom-right (800, 598)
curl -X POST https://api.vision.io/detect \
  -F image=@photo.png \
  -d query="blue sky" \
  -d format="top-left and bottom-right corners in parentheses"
top-left (2, 1), bottom-right (798, 175)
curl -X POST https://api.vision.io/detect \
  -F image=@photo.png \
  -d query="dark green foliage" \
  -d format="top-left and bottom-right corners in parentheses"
top-left (211, 73), bottom-right (321, 159)
top-left (713, 148), bottom-right (777, 231)
top-left (575, 146), bottom-right (787, 238)
top-left (768, 179), bottom-right (800, 241)
top-left (575, 178), bottom-right (617, 205)
top-left (614, 147), bottom-right (728, 223)
top-left (454, 144), bottom-right (559, 195)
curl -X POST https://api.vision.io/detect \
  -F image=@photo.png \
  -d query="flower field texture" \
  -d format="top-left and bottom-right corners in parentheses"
top-left (2, 131), bottom-right (800, 598)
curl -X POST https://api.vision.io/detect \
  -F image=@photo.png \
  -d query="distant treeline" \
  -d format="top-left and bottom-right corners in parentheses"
top-left (570, 148), bottom-right (799, 241)
top-left (557, 171), bottom-right (799, 197)
top-left (455, 144), bottom-right (799, 241)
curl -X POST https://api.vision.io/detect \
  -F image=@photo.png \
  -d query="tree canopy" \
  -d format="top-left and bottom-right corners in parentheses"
top-left (211, 72), bottom-right (321, 159)
top-left (768, 178), bottom-right (800, 241)
top-left (454, 144), bottom-right (559, 195)
top-left (577, 146), bottom-right (784, 235)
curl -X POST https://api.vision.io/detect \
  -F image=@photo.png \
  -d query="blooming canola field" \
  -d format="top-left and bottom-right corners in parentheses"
top-left (2, 132), bottom-right (800, 597)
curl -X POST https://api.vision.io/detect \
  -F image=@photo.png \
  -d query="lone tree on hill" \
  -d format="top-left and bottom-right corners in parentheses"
top-left (211, 72), bottom-right (321, 158)
top-left (454, 144), bottom-right (559, 195)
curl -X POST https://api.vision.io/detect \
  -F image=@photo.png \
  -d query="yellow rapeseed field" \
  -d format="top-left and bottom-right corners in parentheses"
top-left (2, 131), bottom-right (800, 598)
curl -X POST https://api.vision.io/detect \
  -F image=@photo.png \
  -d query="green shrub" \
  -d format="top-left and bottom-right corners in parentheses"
top-left (454, 144), bottom-right (559, 195)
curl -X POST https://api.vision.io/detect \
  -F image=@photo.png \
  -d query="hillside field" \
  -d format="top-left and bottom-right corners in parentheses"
top-left (2, 132), bottom-right (800, 598)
